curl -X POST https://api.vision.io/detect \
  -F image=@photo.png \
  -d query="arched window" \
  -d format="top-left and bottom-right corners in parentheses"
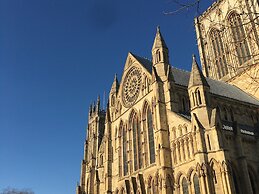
top-left (229, 12), bottom-right (251, 65)
top-left (210, 29), bottom-right (228, 78)
top-left (147, 107), bottom-right (155, 164)
top-left (197, 90), bottom-right (202, 105)
top-left (122, 124), bottom-right (128, 176)
top-left (130, 111), bottom-right (142, 171)
top-left (223, 107), bottom-right (228, 121)
top-left (193, 174), bottom-right (201, 194)
top-left (132, 113), bottom-right (138, 170)
top-left (100, 154), bottom-right (103, 166)
top-left (182, 178), bottom-right (189, 194)
top-left (155, 50), bottom-right (161, 63)
top-left (192, 92), bottom-right (196, 106)
top-left (111, 95), bottom-right (115, 106)
top-left (137, 116), bottom-right (142, 169)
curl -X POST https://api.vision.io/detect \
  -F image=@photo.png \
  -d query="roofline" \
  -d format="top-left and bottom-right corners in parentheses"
top-left (197, 0), bottom-right (224, 20)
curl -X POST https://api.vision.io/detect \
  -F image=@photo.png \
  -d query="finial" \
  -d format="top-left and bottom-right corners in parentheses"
top-left (157, 25), bottom-right (160, 32)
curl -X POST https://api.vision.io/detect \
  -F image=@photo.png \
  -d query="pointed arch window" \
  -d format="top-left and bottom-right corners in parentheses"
top-left (210, 28), bottom-right (228, 78)
top-left (130, 111), bottom-right (142, 171)
top-left (222, 107), bottom-right (228, 121)
top-left (197, 90), bottom-right (202, 105)
top-left (182, 178), bottom-right (189, 194)
top-left (147, 107), bottom-right (155, 164)
top-left (193, 174), bottom-right (201, 194)
top-left (229, 12), bottom-right (251, 65)
top-left (192, 93), bottom-right (196, 106)
top-left (122, 124), bottom-right (128, 176)
top-left (156, 50), bottom-right (161, 63)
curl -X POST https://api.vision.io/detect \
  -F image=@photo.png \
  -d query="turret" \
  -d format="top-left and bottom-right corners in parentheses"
top-left (109, 74), bottom-right (119, 107)
top-left (109, 74), bottom-right (120, 121)
top-left (152, 26), bottom-right (170, 81)
top-left (188, 55), bottom-right (211, 128)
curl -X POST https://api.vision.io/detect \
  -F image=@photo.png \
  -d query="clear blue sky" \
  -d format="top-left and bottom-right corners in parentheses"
top-left (0, 0), bottom-right (214, 194)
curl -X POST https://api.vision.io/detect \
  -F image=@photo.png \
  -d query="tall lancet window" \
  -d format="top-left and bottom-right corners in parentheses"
top-left (210, 29), bottom-right (228, 78)
top-left (182, 178), bottom-right (189, 194)
top-left (130, 111), bottom-right (142, 171)
top-left (229, 12), bottom-right (251, 65)
top-left (193, 174), bottom-right (201, 194)
top-left (122, 123), bottom-right (128, 176)
top-left (147, 106), bottom-right (155, 164)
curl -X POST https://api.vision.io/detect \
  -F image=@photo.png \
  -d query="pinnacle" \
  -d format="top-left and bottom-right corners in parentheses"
top-left (152, 26), bottom-right (168, 50)
top-left (188, 55), bottom-right (209, 88)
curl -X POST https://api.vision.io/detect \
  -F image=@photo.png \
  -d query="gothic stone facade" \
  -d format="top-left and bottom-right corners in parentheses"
top-left (76, 1), bottom-right (259, 194)
top-left (195, 0), bottom-right (259, 99)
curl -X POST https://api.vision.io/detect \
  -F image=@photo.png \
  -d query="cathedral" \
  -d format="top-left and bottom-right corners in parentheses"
top-left (76, 0), bottom-right (259, 193)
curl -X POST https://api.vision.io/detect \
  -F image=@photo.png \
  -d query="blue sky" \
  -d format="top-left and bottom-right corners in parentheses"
top-left (0, 0), bottom-right (214, 194)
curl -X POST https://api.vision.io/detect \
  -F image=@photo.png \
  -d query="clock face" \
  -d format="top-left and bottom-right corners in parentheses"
top-left (122, 66), bottom-right (142, 107)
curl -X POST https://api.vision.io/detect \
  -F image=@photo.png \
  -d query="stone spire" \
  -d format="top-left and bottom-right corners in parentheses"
top-left (96, 95), bottom-right (100, 112)
top-left (105, 102), bottom-right (111, 123)
top-left (188, 55), bottom-right (209, 88)
top-left (151, 27), bottom-right (170, 78)
top-left (152, 26), bottom-right (168, 50)
top-left (110, 74), bottom-right (119, 94)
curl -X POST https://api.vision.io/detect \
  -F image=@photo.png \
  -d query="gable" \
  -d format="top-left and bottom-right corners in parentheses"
top-left (117, 53), bottom-right (153, 109)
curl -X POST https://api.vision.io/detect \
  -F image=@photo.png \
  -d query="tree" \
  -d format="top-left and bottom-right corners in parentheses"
top-left (0, 187), bottom-right (34, 194)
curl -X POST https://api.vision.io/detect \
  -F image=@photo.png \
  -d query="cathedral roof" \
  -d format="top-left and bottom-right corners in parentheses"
top-left (172, 67), bottom-right (259, 106)
top-left (133, 55), bottom-right (259, 106)
top-left (131, 53), bottom-right (152, 73)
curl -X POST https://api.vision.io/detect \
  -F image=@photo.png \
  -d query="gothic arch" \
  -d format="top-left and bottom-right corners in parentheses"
top-left (178, 125), bottom-right (183, 136)
top-left (180, 175), bottom-right (189, 194)
top-left (183, 124), bottom-right (188, 134)
top-left (128, 108), bottom-right (138, 125)
top-left (142, 103), bottom-right (156, 165)
top-left (225, 10), bottom-right (242, 21)
top-left (175, 171), bottom-right (184, 185)
top-left (147, 175), bottom-right (153, 188)
top-left (196, 163), bottom-right (202, 177)
top-left (166, 174), bottom-right (173, 188)
top-left (187, 167), bottom-right (195, 182)
top-left (142, 100), bottom-right (152, 118)
top-left (195, 88), bottom-right (202, 105)
top-left (227, 10), bottom-right (251, 65)
top-left (172, 127), bottom-right (176, 139)
top-left (192, 172), bottom-right (201, 194)
top-left (129, 108), bottom-right (143, 171)
top-left (209, 27), bottom-right (229, 78)
top-left (222, 106), bottom-right (229, 121)
top-left (210, 158), bottom-right (221, 171)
